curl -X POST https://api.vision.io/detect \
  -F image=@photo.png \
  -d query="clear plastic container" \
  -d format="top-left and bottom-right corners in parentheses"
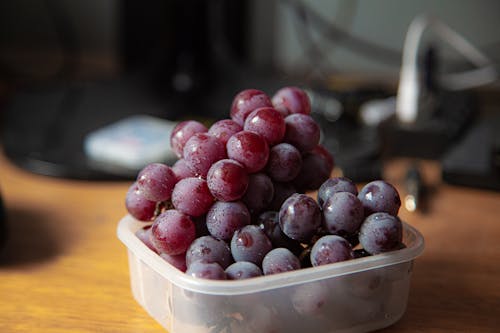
top-left (117, 215), bottom-right (424, 333)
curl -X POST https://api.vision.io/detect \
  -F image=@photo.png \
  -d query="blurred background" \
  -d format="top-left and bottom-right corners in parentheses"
top-left (0, 0), bottom-right (499, 188)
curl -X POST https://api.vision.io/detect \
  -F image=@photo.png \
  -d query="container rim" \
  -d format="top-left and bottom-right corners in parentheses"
top-left (117, 214), bottom-right (425, 295)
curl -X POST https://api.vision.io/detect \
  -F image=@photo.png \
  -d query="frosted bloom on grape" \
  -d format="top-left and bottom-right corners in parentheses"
top-left (183, 132), bottom-right (227, 178)
top-left (208, 119), bottom-right (242, 146)
top-left (170, 120), bottom-right (208, 158)
top-left (207, 159), bottom-right (249, 202)
top-left (136, 163), bottom-right (177, 202)
top-left (206, 201), bottom-right (251, 241)
top-left (151, 210), bottom-right (196, 256)
top-left (226, 130), bottom-right (269, 173)
top-left (125, 182), bottom-right (157, 221)
top-left (284, 114), bottom-right (320, 153)
top-left (358, 180), bottom-right (401, 217)
top-left (310, 235), bottom-right (353, 267)
top-left (244, 106), bottom-right (286, 146)
top-left (262, 248), bottom-right (301, 275)
top-left (171, 177), bottom-right (214, 217)
top-left (230, 89), bottom-right (273, 126)
top-left (272, 86), bottom-right (311, 115)
top-left (359, 212), bottom-right (403, 254)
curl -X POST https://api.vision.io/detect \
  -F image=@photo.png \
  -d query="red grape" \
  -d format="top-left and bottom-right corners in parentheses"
top-left (186, 235), bottom-right (233, 269)
top-left (262, 247), bottom-right (301, 275)
top-left (171, 177), bottom-right (214, 217)
top-left (208, 119), bottom-right (242, 146)
top-left (125, 182), bottom-right (157, 221)
top-left (284, 113), bottom-right (320, 153)
top-left (170, 120), bottom-right (208, 158)
top-left (266, 143), bottom-right (302, 182)
top-left (151, 209), bottom-right (196, 255)
top-left (243, 106), bottom-right (286, 146)
top-left (241, 173), bottom-right (274, 215)
top-left (230, 225), bottom-right (273, 266)
top-left (225, 261), bottom-right (262, 280)
top-left (183, 132), bottom-right (227, 178)
top-left (272, 86), bottom-right (311, 115)
top-left (310, 235), bottom-right (353, 266)
top-left (230, 89), bottom-right (273, 126)
top-left (137, 163), bottom-right (177, 202)
top-left (207, 159), bottom-right (249, 202)
top-left (206, 201), bottom-right (251, 241)
top-left (358, 180), bottom-right (401, 217)
top-left (279, 193), bottom-right (322, 243)
top-left (226, 130), bottom-right (269, 173)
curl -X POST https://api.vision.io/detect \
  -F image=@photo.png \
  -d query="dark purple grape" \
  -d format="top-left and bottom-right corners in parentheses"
top-left (151, 209), bottom-right (196, 256)
top-left (262, 247), bottom-right (301, 275)
top-left (137, 163), bottom-right (177, 202)
top-left (284, 114), bottom-right (320, 153)
top-left (317, 177), bottom-right (358, 207)
top-left (159, 252), bottom-right (187, 272)
top-left (186, 235), bottom-right (233, 269)
top-left (241, 173), bottom-right (274, 215)
top-left (268, 181), bottom-right (297, 211)
top-left (358, 212), bottom-right (403, 254)
top-left (322, 192), bottom-right (364, 236)
top-left (225, 261), bottom-right (263, 280)
top-left (126, 182), bottom-right (157, 221)
top-left (183, 132), bottom-right (227, 178)
top-left (293, 147), bottom-right (334, 192)
top-left (272, 86), bottom-right (311, 116)
top-left (257, 211), bottom-right (303, 256)
top-left (207, 159), bottom-right (249, 202)
top-left (310, 235), bottom-right (353, 266)
top-left (230, 89), bottom-right (273, 126)
top-left (171, 177), bottom-right (214, 217)
top-left (226, 130), bottom-right (269, 173)
top-left (230, 225), bottom-right (273, 266)
top-left (206, 201), bottom-right (251, 241)
top-left (135, 226), bottom-right (158, 253)
top-left (266, 143), bottom-right (302, 182)
top-left (358, 180), bottom-right (401, 217)
top-left (170, 120), bottom-right (208, 158)
top-left (208, 119), bottom-right (242, 146)
top-left (279, 193), bottom-right (322, 243)
top-left (244, 106), bottom-right (286, 146)
top-left (192, 215), bottom-right (210, 238)
top-left (186, 261), bottom-right (227, 280)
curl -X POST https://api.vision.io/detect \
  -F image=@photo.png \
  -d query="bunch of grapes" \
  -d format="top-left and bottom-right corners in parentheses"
top-left (126, 87), bottom-right (404, 280)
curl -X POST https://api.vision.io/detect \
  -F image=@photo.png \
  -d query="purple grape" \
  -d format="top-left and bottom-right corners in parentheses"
top-left (291, 282), bottom-right (328, 317)
top-left (268, 181), bottom-right (297, 211)
top-left (357, 180), bottom-right (401, 217)
top-left (207, 159), bottom-right (249, 202)
top-left (241, 173), bottom-right (274, 215)
top-left (359, 212), bottom-right (403, 254)
top-left (125, 182), bottom-right (157, 221)
top-left (317, 177), bottom-right (358, 207)
top-left (257, 211), bottom-right (303, 256)
top-left (136, 163), bottom-right (177, 202)
top-left (225, 261), bottom-right (263, 280)
top-left (284, 113), bottom-right (320, 153)
top-left (208, 119), bottom-right (243, 146)
top-left (151, 209), bottom-right (196, 256)
top-left (170, 120), bottom-right (208, 158)
top-left (206, 201), bottom-right (251, 241)
top-left (262, 247), bottom-right (301, 275)
top-left (230, 89), bottom-right (273, 126)
top-left (171, 158), bottom-right (196, 180)
top-left (230, 225), bottom-right (273, 266)
top-left (186, 261), bottom-right (227, 280)
top-left (183, 132), bottom-right (227, 178)
top-left (171, 177), bottom-right (214, 217)
top-left (226, 130), bottom-right (269, 173)
top-left (186, 235), bottom-right (233, 269)
top-left (159, 252), bottom-right (187, 272)
top-left (322, 192), bottom-right (364, 236)
top-left (310, 235), bottom-right (353, 267)
top-left (266, 143), bottom-right (302, 182)
top-left (272, 86), bottom-right (311, 115)
top-left (279, 193), bottom-right (322, 243)
top-left (293, 146), bottom-right (334, 192)
top-left (135, 226), bottom-right (158, 253)
top-left (243, 106), bottom-right (286, 146)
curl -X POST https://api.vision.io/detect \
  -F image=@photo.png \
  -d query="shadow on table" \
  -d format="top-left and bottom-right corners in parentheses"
top-left (0, 206), bottom-right (68, 267)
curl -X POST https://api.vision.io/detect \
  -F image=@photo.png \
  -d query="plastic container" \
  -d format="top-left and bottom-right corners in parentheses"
top-left (117, 215), bottom-right (424, 333)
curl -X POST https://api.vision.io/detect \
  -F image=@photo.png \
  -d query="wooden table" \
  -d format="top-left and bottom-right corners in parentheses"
top-left (0, 153), bottom-right (499, 332)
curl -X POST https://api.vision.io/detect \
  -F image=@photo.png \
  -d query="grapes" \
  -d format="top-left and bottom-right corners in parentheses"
top-left (151, 210), bottom-right (196, 255)
top-left (310, 235), bottom-right (353, 267)
top-left (284, 113), bottom-right (320, 153)
top-left (358, 212), bottom-right (403, 254)
top-left (226, 130), bottom-right (269, 173)
top-left (207, 159), bottom-right (249, 202)
top-left (183, 132), bottom-right (227, 178)
top-left (230, 225), bottom-right (273, 266)
top-left (266, 143), bottom-right (302, 182)
top-left (206, 201), bottom-right (251, 241)
top-left (358, 180), bottom-right (401, 217)
top-left (225, 261), bottom-right (262, 280)
top-left (171, 177), bottom-right (214, 217)
top-left (186, 261), bottom-right (227, 280)
top-left (136, 163), bottom-right (177, 202)
top-left (208, 119), bottom-right (242, 146)
top-left (241, 173), bottom-right (274, 215)
top-left (279, 193), bottom-right (322, 243)
top-left (262, 247), bottom-right (301, 275)
top-left (243, 106), bottom-right (286, 146)
top-left (170, 120), bottom-right (208, 158)
top-left (126, 86), bottom-right (410, 284)
top-left (126, 182), bottom-right (157, 221)
top-left (317, 177), bottom-right (358, 207)
top-left (186, 235), bottom-right (233, 269)
top-left (230, 89), bottom-right (273, 126)
top-left (322, 192), bottom-right (364, 236)
top-left (272, 86), bottom-right (311, 116)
